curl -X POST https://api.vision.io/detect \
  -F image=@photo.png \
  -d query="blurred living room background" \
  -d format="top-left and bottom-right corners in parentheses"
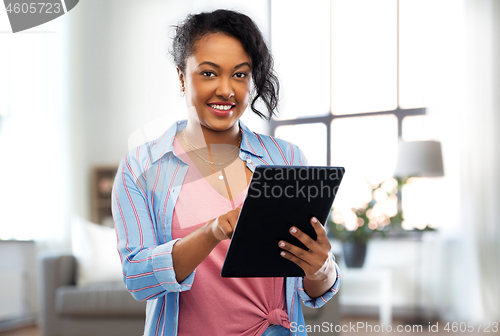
top-left (0, 0), bottom-right (499, 335)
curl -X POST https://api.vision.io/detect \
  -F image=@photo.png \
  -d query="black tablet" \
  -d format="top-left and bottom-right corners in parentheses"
top-left (221, 165), bottom-right (345, 278)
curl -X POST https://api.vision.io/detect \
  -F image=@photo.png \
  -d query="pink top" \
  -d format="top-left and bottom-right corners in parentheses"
top-left (171, 137), bottom-right (289, 336)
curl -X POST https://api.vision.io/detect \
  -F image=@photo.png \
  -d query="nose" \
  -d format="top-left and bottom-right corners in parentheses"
top-left (216, 77), bottom-right (235, 99)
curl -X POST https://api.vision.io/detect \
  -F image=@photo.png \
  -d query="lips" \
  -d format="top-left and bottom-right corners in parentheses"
top-left (207, 102), bottom-right (235, 117)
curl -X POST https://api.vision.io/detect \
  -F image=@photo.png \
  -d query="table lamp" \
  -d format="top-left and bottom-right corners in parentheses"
top-left (394, 139), bottom-right (444, 324)
top-left (394, 140), bottom-right (444, 178)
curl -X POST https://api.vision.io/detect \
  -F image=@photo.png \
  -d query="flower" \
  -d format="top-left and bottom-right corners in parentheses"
top-left (327, 177), bottom-right (436, 243)
top-left (327, 179), bottom-right (397, 243)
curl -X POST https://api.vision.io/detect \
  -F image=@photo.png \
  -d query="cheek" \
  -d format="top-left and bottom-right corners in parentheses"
top-left (237, 82), bottom-right (252, 102)
top-left (188, 81), bottom-right (210, 106)
top-left (242, 91), bottom-right (250, 105)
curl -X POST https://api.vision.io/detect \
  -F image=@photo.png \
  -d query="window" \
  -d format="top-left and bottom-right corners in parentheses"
top-left (0, 14), bottom-right (69, 242)
top-left (270, 0), bottom-right (434, 229)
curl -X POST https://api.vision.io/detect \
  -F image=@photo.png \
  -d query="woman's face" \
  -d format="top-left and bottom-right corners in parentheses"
top-left (178, 33), bottom-right (252, 132)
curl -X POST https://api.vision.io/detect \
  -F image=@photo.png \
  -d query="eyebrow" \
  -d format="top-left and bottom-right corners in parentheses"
top-left (197, 61), bottom-right (251, 70)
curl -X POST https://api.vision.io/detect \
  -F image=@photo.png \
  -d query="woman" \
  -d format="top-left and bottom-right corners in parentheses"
top-left (112, 9), bottom-right (341, 336)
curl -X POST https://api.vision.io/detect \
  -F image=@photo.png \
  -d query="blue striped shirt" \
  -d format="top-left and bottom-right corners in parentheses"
top-left (112, 119), bottom-right (341, 336)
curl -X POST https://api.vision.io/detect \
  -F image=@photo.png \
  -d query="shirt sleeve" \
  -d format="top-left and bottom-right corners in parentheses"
top-left (288, 142), bottom-right (342, 307)
top-left (289, 143), bottom-right (309, 166)
top-left (112, 153), bottom-right (195, 301)
top-left (297, 256), bottom-right (342, 308)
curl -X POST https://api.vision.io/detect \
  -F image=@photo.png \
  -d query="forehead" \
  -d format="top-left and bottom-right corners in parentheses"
top-left (188, 33), bottom-right (251, 68)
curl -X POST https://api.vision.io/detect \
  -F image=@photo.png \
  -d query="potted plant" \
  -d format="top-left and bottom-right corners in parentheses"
top-left (327, 177), bottom-right (437, 267)
top-left (327, 205), bottom-right (378, 268)
top-left (327, 179), bottom-right (396, 267)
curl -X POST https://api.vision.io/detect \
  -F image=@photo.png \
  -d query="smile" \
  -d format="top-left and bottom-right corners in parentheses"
top-left (207, 103), bottom-right (235, 111)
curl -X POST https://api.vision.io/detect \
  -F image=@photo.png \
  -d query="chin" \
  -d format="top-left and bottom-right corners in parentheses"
top-left (203, 118), bottom-right (238, 132)
top-left (201, 113), bottom-right (242, 131)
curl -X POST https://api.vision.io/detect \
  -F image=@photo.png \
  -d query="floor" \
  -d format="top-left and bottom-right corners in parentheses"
top-left (0, 326), bottom-right (38, 336)
top-left (0, 317), bottom-right (498, 336)
top-left (339, 317), bottom-right (499, 336)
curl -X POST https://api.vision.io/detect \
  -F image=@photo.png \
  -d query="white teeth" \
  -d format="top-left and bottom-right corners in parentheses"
top-left (210, 104), bottom-right (233, 111)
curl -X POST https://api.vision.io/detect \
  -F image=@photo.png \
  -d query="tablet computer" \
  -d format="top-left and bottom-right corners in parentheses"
top-left (221, 165), bottom-right (345, 278)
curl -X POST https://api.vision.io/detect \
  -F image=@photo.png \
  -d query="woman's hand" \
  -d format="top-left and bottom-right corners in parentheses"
top-left (173, 207), bottom-right (241, 283)
top-left (278, 217), bottom-right (336, 297)
top-left (205, 207), bottom-right (241, 242)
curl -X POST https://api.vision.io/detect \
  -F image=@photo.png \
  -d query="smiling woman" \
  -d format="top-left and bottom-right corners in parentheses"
top-left (178, 33), bottom-right (252, 139)
top-left (112, 9), bottom-right (341, 336)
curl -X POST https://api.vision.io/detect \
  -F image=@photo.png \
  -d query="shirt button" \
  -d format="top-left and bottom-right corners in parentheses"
top-left (247, 158), bottom-right (252, 163)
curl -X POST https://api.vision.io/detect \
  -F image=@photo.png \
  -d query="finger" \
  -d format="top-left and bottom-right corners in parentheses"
top-left (227, 209), bottom-right (241, 229)
top-left (229, 208), bottom-right (241, 220)
top-left (310, 217), bottom-right (331, 247)
top-left (221, 217), bottom-right (235, 239)
top-left (221, 221), bottom-right (233, 239)
top-left (212, 222), bottom-right (230, 241)
top-left (289, 226), bottom-right (319, 252)
top-left (279, 240), bottom-right (313, 264)
top-left (310, 217), bottom-right (327, 239)
top-left (280, 249), bottom-right (310, 270)
top-left (280, 239), bottom-right (332, 280)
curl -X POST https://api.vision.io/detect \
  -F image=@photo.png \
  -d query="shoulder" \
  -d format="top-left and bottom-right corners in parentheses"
top-left (251, 131), bottom-right (306, 166)
top-left (120, 118), bottom-right (186, 172)
top-left (119, 120), bottom-right (181, 179)
top-left (119, 141), bottom-right (154, 177)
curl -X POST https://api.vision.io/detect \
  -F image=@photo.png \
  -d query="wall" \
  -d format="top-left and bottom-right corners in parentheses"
top-left (12, 0), bottom-right (495, 325)
top-left (68, 0), bottom-right (270, 224)
top-left (64, 1), bottom-right (481, 322)
top-left (0, 241), bottom-right (37, 331)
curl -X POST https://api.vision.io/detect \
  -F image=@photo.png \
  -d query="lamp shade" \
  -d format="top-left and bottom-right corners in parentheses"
top-left (394, 140), bottom-right (444, 178)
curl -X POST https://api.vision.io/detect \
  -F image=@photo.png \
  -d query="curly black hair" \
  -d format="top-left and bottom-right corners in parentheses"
top-left (171, 9), bottom-right (280, 121)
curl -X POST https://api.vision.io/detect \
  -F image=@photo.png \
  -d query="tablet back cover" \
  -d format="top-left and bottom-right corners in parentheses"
top-left (221, 166), bottom-right (344, 277)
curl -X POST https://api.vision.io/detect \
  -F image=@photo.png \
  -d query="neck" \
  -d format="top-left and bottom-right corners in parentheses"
top-left (183, 120), bottom-right (241, 151)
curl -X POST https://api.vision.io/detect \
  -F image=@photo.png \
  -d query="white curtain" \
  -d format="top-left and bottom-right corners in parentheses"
top-left (460, 0), bottom-right (500, 322)
top-left (405, 0), bottom-right (499, 322)
top-left (0, 18), bottom-right (71, 248)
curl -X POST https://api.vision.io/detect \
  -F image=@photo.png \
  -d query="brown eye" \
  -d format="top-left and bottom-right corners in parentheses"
top-left (234, 72), bottom-right (247, 78)
top-left (202, 71), bottom-right (216, 77)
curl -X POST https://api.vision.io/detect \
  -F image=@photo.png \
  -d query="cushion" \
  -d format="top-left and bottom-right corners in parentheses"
top-left (55, 282), bottom-right (146, 316)
top-left (71, 215), bottom-right (123, 286)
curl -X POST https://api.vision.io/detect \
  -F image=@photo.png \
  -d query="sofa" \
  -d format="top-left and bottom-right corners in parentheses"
top-left (39, 251), bottom-right (340, 336)
top-left (39, 252), bottom-right (146, 336)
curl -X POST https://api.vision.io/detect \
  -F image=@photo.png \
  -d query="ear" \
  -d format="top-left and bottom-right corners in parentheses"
top-left (176, 66), bottom-right (185, 88)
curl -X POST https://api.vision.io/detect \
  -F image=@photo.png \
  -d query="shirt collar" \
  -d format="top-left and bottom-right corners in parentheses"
top-left (150, 119), bottom-right (264, 164)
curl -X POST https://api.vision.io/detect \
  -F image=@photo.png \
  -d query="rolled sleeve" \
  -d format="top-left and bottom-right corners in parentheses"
top-left (112, 153), bottom-right (195, 301)
top-left (289, 142), bottom-right (341, 308)
top-left (298, 257), bottom-right (342, 309)
top-left (152, 239), bottom-right (195, 292)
